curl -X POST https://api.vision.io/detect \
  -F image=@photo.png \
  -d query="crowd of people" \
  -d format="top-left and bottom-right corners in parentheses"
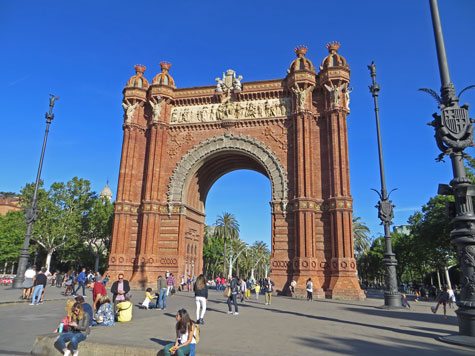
top-left (19, 266), bottom-right (458, 355)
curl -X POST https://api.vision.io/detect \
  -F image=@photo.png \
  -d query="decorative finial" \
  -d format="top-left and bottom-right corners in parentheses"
top-left (326, 42), bottom-right (340, 54)
top-left (134, 64), bottom-right (146, 75)
top-left (160, 61), bottom-right (172, 72)
top-left (294, 45), bottom-right (308, 57)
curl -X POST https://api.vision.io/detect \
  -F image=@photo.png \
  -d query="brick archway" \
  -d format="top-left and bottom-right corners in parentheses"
top-left (108, 44), bottom-right (365, 299)
top-left (167, 132), bottom-right (287, 208)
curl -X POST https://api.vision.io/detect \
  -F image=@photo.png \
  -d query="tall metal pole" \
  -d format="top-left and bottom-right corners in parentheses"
top-left (368, 62), bottom-right (402, 308)
top-left (12, 95), bottom-right (59, 289)
top-left (425, 0), bottom-right (475, 345)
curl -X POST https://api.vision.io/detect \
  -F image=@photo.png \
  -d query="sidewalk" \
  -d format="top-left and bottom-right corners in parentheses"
top-left (9, 288), bottom-right (473, 355)
top-left (0, 284), bottom-right (71, 304)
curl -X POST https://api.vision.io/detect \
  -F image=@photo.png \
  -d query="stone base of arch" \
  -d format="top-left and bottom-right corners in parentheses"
top-left (325, 257), bottom-right (366, 300)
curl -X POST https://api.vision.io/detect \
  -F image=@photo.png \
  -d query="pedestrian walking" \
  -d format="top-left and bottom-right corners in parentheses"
top-left (194, 274), bottom-right (208, 324)
top-left (163, 308), bottom-right (197, 356)
top-left (30, 267), bottom-right (47, 305)
top-left (227, 275), bottom-right (239, 315)
top-left (254, 283), bottom-right (261, 301)
top-left (306, 278), bottom-right (313, 301)
top-left (264, 276), bottom-right (274, 305)
top-left (157, 275), bottom-right (168, 310)
top-left (431, 285), bottom-right (450, 319)
top-left (240, 278), bottom-right (247, 303)
top-left (401, 293), bottom-right (411, 309)
top-left (73, 268), bottom-right (87, 297)
top-left (447, 286), bottom-right (456, 308)
top-left (54, 302), bottom-right (90, 356)
top-left (167, 273), bottom-right (175, 296)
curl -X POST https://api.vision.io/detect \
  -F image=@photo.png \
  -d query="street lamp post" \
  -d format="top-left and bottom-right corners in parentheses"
top-left (422, 0), bottom-right (475, 345)
top-left (368, 62), bottom-right (402, 308)
top-left (12, 95), bottom-right (59, 289)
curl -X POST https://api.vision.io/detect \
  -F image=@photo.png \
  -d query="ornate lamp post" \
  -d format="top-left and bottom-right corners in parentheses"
top-left (368, 62), bottom-right (402, 308)
top-left (12, 95), bottom-right (59, 288)
top-left (421, 0), bottom-right (475, 345)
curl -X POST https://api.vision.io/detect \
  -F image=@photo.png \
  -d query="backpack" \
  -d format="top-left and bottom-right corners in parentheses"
top-left (194, 323), bottom-right (200, 344)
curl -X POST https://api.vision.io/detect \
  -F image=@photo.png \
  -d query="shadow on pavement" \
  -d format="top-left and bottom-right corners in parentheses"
top-left (294, 335), bottom-right (471, 356)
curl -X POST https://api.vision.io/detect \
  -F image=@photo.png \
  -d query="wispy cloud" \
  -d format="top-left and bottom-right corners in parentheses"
top-left (394, 206), bottom-right (420, 212)
top-left (8, 75), bottom-right (30, 87)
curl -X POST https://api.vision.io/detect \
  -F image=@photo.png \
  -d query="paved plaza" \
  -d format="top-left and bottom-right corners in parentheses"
top-left (0, 285), bottom-right (472, 355)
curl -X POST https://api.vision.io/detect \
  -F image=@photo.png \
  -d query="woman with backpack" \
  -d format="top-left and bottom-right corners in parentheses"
top-left (164, 308), bottom-right (197, 356)
top-left (194, 274), bottom-right (208, 325)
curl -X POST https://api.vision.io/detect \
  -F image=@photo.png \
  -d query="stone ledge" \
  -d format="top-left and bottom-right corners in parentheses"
top-left (31, 334), bottom-right (214, 356)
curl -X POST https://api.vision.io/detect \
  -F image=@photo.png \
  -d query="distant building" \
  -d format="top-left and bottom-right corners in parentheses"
top-left (100, 182), bottom-right (113, 202)
top-left (0, 196), bottom-right (20, 216)
top-left (393, 225), bottom-right (410, 235)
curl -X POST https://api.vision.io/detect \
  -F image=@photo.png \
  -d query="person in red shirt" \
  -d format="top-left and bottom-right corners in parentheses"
top-left (86, 280), bottom-right (107, 311)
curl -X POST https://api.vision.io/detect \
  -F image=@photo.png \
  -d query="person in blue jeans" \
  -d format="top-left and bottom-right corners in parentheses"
top-left (157, 275), bottom-right (168, 310)
top-left (73, 268), bottom-right (87, 297)
top-left (30, 268), bottom-right (47, 305)
top-left (163, 309), bottom-right (196, 356)
top-left (226, 275), bottom-right (239, 315)
top-left (55, 302), bottom-right (90, 356)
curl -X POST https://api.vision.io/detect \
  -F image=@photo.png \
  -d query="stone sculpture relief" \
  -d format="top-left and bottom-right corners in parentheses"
top-left (149, 96), bottom-right (163, 122)
top-left (122, 100), bottom-right (140, 123)
top-left (345, 84), bottom-right (353, 110)
top-left (324, 83), bottom-right (346, 109)
top-left (291, 84), bottom-right (314, 111)
top-left (170, 98), bottom-right (291, 124)
top-left (215, 69), bottom-right (243, 93)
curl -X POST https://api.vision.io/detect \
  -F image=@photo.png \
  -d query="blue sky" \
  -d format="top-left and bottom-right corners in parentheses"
top-left (1, 1), bottom-right (475, 246)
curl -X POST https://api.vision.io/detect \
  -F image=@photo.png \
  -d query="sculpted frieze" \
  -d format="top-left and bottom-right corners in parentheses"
top-left (170, 98), bottom-right (291, 124)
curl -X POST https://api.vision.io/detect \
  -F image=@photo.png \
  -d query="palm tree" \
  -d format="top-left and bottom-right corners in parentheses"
top-left (248, 241), bottom-right (269, 280)
top-left (353, 216), bottom-right (371, 257)
top-left (215, 212), bottom-right (240, 277)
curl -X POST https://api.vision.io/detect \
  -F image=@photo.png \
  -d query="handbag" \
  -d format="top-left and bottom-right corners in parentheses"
top-left (224, 286), bottom-right (231, 297)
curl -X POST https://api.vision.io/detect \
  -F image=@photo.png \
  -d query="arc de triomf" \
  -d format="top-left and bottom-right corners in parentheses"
top-left (108, 42), bottom-right (365, 299)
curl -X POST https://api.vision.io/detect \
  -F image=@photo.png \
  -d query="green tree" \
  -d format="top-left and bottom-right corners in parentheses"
top-left (215, 213), bottom-right (240, 277)
top-left (0, 210), bottom-right (26, 267)
top-left (21, 177), bottom-right (94, 272)
top-left (80, 196), bottom-right (114, 272)
top-left (202, 224), bottom-right (224, 278)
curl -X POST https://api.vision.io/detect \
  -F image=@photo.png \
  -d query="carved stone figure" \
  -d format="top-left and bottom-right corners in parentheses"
top-left (171, 110), bottom-right (178, 123)
top-left (233, 75), bottom-right (243, 90)
top-left (215, 77), bottom-right (224, 92)
top-left (122, 100), bottom-right (139, 123)
top-left (216, 104), bottom-right (225, 120)
top-left (324, 83), bottom-right (346, 109)
top-left (149, 96), bottom-right (163, 122)
top-left (209, 106), bottom-right (216, 121)
top-left (247, 102), bottom-right (257, 118)
top-left (345, 85), bottom-right (353, 110)
top-left (269, 101), bottom-right (277, 117)
top-left (291, 84), bottom-right (314, 111)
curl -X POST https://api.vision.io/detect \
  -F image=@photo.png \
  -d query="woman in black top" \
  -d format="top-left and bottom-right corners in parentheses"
top-left (194, 274), bottom-right (208, 324)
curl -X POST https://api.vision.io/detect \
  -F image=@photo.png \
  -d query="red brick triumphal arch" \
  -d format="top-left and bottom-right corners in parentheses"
top-left (108, 43), bottom-right (365, 299)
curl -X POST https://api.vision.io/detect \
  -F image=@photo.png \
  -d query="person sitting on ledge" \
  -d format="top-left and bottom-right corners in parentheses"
top-left (163, 308), bottom-right (197, 356)
top-left (54, 302), bottom-right (90, 356)
top-left (92, 296), bottom-right (115, 326)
